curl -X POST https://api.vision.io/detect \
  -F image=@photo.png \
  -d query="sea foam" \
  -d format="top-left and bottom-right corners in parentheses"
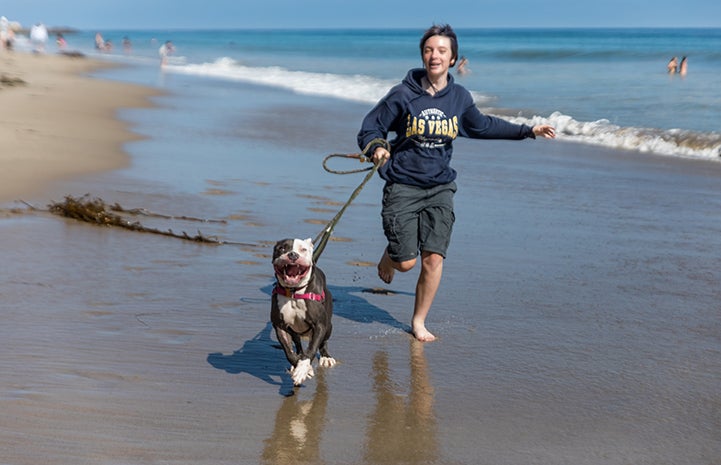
top-left (168, 57), bottom-right (721, 162)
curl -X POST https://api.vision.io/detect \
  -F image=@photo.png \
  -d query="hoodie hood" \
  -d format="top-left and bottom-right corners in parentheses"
top-left (402, 68), bottom-right (456, 98)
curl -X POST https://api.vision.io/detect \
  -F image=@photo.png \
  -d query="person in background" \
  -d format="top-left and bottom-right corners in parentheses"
top-left (122, 36), bottom-right (132, 54)
top-left (56, 33), bottom-right (66, 49)
top-left (159, 40), bottom-right (174, 66)
top-left (0, 16), bottom-right (9, 50)
top-left (357, 24), bottom-right (556, 342)
top-left (667, 56), bottom-right (678, 74)
top-left (456, 55), bottom-right (469, 75)
top-left (29, 22), bottom-right (48, 53)
top-left (95, 32), bottom-right (105, 51)
top-left (679, 56), bottom-right (688, 76)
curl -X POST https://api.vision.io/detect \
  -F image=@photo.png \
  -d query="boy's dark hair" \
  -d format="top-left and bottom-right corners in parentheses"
top-left (419, 24), bottom-right (459, 67)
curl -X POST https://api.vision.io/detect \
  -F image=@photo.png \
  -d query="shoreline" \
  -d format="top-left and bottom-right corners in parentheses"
top-left (0, 50), bottom-right (159, 204)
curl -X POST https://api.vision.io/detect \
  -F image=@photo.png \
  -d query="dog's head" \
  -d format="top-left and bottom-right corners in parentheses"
top-left (272, 238), bottom-right (314, 289)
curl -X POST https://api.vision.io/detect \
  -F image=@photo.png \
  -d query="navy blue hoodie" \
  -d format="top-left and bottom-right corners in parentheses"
top-left (358, 68), bottom-right (535, 188)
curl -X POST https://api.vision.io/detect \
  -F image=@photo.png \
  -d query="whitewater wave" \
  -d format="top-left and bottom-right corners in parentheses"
top-left (509, 113), bottom-right (721, 160)
top-left (168, 57), bottom-right (393, 104)
top-left (168, 57), bottom-right (498, 107)
top-left (167, 57), bottom-right (721, 162)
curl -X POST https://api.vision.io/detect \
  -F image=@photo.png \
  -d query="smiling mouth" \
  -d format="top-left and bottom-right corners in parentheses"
top-left (275, 262), bottom-right (310, 285)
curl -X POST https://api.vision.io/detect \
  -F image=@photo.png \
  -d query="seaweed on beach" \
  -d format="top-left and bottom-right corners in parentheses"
top-left (46, 194), bottom-right (237, 244)
top-left (58, 50), bottom-right (86, 58)
top-left (0, 74), bottom-right (27, 87)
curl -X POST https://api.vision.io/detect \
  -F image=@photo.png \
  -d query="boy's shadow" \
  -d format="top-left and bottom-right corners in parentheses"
top-left (327, 283), bottom-right (410, 330)
top-left (207, 282), bottom-right (410, 396)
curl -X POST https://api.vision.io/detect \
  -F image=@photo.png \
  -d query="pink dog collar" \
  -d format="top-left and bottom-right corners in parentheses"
top-left (273, 284), bottom-right (325, 302)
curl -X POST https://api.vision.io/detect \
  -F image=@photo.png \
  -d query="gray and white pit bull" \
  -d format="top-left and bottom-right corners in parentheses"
top-left (271, 238), bottom-right (336, 386)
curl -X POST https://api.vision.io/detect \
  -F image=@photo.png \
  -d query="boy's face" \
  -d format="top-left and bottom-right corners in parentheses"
top-left (422, 35), bottom-right (454, 80)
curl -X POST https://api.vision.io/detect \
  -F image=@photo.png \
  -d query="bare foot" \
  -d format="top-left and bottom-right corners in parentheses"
top-left (411, 323), bottom-right (436, 342)
top-left (377, 249), bottom-right (395, 284)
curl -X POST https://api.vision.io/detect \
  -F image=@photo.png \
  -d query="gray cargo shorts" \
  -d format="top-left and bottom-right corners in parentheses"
top-left (381, 181), bottom-right (457, 262)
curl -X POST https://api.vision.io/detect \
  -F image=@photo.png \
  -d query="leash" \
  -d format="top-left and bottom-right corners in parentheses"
top-left (312, 138), bottom-right (389, 263)
top-left (322, 153), bottom-right (373, 174)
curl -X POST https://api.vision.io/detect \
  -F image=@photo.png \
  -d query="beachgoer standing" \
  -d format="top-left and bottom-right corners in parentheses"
top-left (95, 32), bottom-right (105, 51)
top-left (0, 16), bottom-right (8, 50)
top-left (679, 56), bottom-right (688, 76)
top-left (159, 40), bottom-right (174, 66)
top-left (457, 55), bottom-right (469, 75)
top-left (122, 36), bottom-right (132, 54)
top-left (357, 24), bottom-right (556, 342)
top-left (29, 22), bottom-right (48, 53)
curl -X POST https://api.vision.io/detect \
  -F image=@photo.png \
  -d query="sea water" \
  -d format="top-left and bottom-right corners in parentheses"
top-left (25, 27), bottom-right (721, 161)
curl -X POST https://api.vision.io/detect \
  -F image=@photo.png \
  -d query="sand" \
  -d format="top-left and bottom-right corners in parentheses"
top-left (0, 50), bottom-right (158, 203)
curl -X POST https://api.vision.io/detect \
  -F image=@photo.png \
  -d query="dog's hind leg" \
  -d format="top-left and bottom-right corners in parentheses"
top-left (318, 332), bottom-right (336, 368)
top-left (317, 324), bottom-right (336, 368)
top-left (291, 324), bottom-right (333, 386)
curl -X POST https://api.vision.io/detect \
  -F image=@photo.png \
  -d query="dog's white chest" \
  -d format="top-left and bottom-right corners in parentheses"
top-left (278, 297), bottom-right (311, 334)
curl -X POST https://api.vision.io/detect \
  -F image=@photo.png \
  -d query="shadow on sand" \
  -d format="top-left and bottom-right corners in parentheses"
top-left (207, 282), bottom-right (411, 396)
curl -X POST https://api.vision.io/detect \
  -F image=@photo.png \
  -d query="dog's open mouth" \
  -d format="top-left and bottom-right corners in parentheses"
top-left (275, 263), bottom-right (310, 286)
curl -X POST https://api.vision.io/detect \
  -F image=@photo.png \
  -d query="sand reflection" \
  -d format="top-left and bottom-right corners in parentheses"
top-left (261, 371), bottom-right (329, 465)
top-left (364, 341), bottom-right (439, 464)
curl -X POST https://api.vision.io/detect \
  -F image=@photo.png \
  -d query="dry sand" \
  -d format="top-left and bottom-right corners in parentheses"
top-left (0, 50), bottom-right (158, 203)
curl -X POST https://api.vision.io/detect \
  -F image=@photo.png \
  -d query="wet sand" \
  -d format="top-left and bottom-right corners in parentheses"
top-left (1, 52), bottom-right (720, 464)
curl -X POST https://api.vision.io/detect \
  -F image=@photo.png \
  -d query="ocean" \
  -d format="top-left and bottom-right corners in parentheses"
top-left (25, 27), bottom-right (721, 161)
top-left (4, 28), bottom-right (721, 464)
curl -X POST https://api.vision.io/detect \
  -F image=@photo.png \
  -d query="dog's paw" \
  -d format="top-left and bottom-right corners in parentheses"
top-left (291, 359), bottom-right (314, 386)
top-left (319, 356), bottom-right (337, 368)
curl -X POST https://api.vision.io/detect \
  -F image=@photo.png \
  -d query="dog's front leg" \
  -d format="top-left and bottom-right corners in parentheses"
top-left (292, 324), bottom-right (332, 386)
top-left (288, 324), bottom-right (327, 386)
top-left (274, 327), bottom-right (300, 368)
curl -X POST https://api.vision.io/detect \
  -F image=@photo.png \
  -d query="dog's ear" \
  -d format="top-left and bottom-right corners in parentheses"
top-left (303, 238), bottom-right (314, 252)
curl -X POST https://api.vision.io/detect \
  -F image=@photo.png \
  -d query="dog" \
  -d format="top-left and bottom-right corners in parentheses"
top-left (271, 238), bottom-right (336, 386)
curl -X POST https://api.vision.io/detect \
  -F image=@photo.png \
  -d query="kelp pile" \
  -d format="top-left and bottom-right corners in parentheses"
top-left (46, 194), bottom-right (237, 244)
top-left (0, 74), bottom-right (27, 88)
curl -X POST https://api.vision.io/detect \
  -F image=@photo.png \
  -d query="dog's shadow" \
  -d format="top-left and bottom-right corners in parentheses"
top-left (207, 321), bottom-right (297, 396)
top-left (207, 282), bottom-right (410, 396)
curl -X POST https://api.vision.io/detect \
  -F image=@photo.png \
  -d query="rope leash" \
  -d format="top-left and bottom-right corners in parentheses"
top-left (322, 153), bottom-right (372, 174)
top-left (312, 138), bottom-right (389, 263)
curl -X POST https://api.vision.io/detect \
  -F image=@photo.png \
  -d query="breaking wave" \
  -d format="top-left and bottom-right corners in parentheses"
top-left (168, 57), bottom-right (721, 162)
